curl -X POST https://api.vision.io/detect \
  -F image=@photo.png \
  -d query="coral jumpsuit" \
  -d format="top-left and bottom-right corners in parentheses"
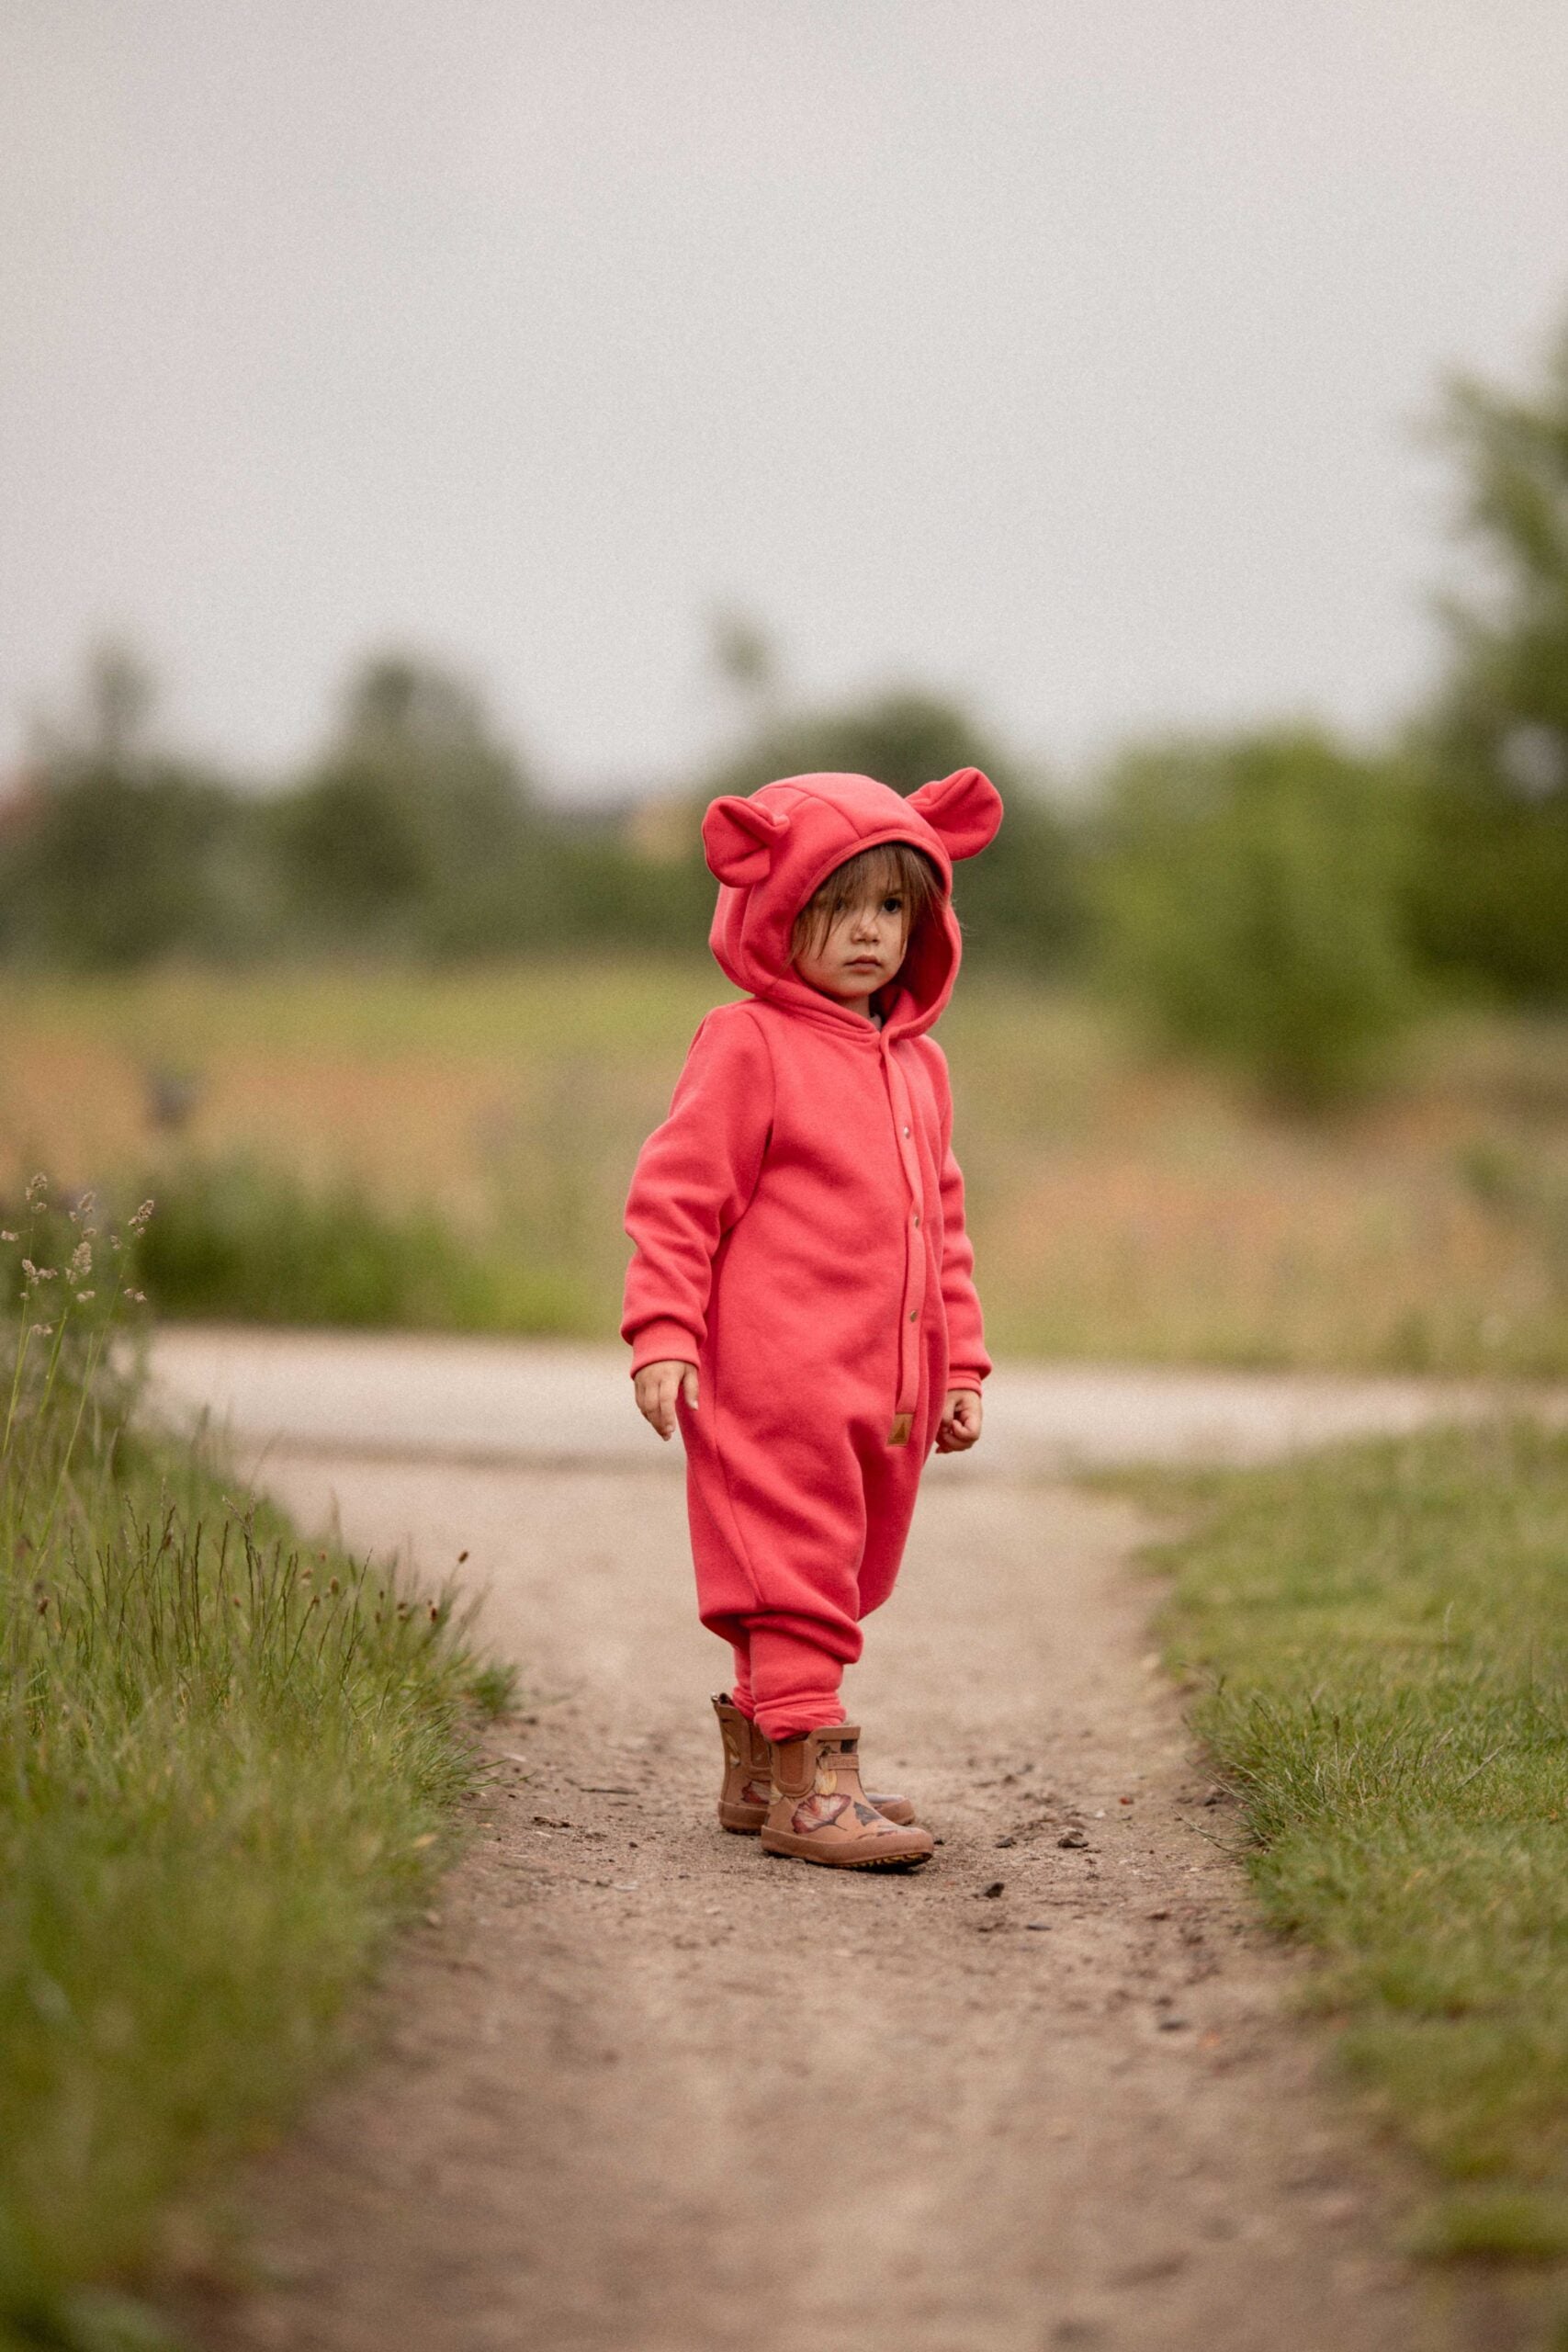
top-left (621, 765), bottom-right (1000, 1740)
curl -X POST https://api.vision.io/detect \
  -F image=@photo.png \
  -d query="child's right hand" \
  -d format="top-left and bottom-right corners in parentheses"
top-left (634, 1360), bottom-right (699, 1441)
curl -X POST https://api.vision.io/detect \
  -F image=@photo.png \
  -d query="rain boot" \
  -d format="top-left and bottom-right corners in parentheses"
top-left (714, 1692), bottom-right (776, 1831)
top-left (760, 1724), bottom-right (935, 1870)
top-left (712, 1695), bottom-right (918, 1835)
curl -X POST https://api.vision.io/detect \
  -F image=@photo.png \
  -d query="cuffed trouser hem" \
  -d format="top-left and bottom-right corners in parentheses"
top-left (728, 1623), bottom-right (848, 1745)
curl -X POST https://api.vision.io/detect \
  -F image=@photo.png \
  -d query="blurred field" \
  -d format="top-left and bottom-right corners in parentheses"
top-left (5, 958), bottom-right (1568, 1374)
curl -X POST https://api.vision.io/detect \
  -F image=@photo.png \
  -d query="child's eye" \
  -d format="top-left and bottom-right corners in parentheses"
top-left (882, 896), bottom-right (904, 914)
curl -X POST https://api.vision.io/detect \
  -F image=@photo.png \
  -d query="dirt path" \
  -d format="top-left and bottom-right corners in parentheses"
top-left (187, 1429), bottom-right (1460, 2352)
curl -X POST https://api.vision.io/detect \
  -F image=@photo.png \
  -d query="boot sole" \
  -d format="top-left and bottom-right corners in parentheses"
top-left (760, 1835), bottom-right (933, 1870)
top-left (722, 1800), bottom-right (919, 1835)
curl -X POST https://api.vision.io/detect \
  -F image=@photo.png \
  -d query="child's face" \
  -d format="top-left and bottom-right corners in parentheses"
top-left (792, 885), bottom-right (911, 1014)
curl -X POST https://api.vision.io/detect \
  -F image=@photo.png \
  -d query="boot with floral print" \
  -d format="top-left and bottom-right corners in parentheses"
top-left (712, 1695), bottom-right (919, 1835)
top-left (760, 1724), bottom-right (935, 1870)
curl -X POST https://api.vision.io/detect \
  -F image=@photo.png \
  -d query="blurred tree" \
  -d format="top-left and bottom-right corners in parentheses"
top-left (707, 605), bottom-right (781, 708)
top-left (1091, 728), bottom-right (1419, 1110)
top-left (270, 763), bottom-right (428, 932)
top-left (0, 640), bottom-right (264, 967)
top-left (1407, 324), bottom-right (1568, 999)
top-left (78, 639), bottom-right (156, 766)
top-left (702, 685), bottom-right (1081, 970)
top-left (270, 652), bottom-right (537, 950)
top-left (705, 684), bottom-right (1000, 800)
top-left (0, 641), bottom-right (1081, 972)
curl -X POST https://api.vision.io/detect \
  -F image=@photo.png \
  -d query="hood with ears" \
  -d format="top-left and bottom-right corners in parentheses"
top-left (701, 767), bottom-right (1003, 1039)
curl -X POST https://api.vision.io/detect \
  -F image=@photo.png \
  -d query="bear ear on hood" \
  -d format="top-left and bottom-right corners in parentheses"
top-left (702, 793), bottom-right (792, 886)
top-left (907, 767), bottom-right (1003, 861)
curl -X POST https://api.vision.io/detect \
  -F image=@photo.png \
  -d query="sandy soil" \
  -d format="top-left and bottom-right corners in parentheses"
top-left (179, 1442), bottom-right (1471, 2352)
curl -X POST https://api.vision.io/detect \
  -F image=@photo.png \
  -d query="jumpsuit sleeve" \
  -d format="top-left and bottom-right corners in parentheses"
top-left (621, 1007), bottom-right (775, 1375)
top-left (927, 1042), bottom-right (991, 1390)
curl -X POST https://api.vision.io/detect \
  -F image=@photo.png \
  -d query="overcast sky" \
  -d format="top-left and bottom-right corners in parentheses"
top-left (4, 2), bottom-right (1567, 797)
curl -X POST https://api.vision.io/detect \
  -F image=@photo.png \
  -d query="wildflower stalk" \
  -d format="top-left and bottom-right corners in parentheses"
top-left (0, 1319), bottom-right (33, 1469)
top-left (34, 1247), bottom-right (132, 1557)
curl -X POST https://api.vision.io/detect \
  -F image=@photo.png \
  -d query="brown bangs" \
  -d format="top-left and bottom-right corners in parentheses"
top-left (791, 840), bottom-right (942, 961)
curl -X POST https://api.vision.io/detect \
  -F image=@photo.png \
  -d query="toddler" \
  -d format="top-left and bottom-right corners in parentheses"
top-left (621, 764), bottom-right (1001, 1870)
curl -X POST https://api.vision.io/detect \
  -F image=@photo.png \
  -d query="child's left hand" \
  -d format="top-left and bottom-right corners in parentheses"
top-left (935, 1388), bottom-right (983, 1453)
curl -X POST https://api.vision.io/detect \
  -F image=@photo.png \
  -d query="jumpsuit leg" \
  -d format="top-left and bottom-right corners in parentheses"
top-left (728, 1632), bottom-right (847, 1741)
top-left (745, 1625), bottom-right (848, 1743)
top-left (685, 1385), bottom-right (932, 1745)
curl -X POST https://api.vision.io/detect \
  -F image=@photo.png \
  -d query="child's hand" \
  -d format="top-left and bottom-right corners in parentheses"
top-left (635, 1360), bottom-right (699, 1441)
top-left (935, 1388), bottom-right (982, 1453)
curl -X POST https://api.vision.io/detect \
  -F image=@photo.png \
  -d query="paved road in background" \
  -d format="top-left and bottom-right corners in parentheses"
top-left (147, 1324), bottom-right (1552, 1481)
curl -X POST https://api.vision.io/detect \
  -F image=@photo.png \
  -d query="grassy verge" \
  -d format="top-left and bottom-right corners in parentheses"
top-left (1, 1182), bottom-right (510, 2350)
top-left (1129, 1417), bottom-right (1568, 2273)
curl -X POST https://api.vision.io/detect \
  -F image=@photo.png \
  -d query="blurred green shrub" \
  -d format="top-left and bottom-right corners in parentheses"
top-left (129, 1154), bottom-right (584, 1332)
top-left (1090, 727), bottom-right (1420, 1109)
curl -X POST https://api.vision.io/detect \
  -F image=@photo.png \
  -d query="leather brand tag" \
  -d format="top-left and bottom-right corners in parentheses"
top-left (887, 1413), bottom-right (913, 1447)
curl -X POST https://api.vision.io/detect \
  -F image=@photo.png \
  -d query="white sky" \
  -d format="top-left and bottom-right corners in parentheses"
top-left (4, 2), bottom-right (1567, 797)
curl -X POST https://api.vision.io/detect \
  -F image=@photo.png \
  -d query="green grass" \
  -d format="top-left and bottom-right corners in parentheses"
top-left (1130, 1417), bottom-right (1568, 2271)
top-left (1, 1185), bottom-right (509, 2349)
